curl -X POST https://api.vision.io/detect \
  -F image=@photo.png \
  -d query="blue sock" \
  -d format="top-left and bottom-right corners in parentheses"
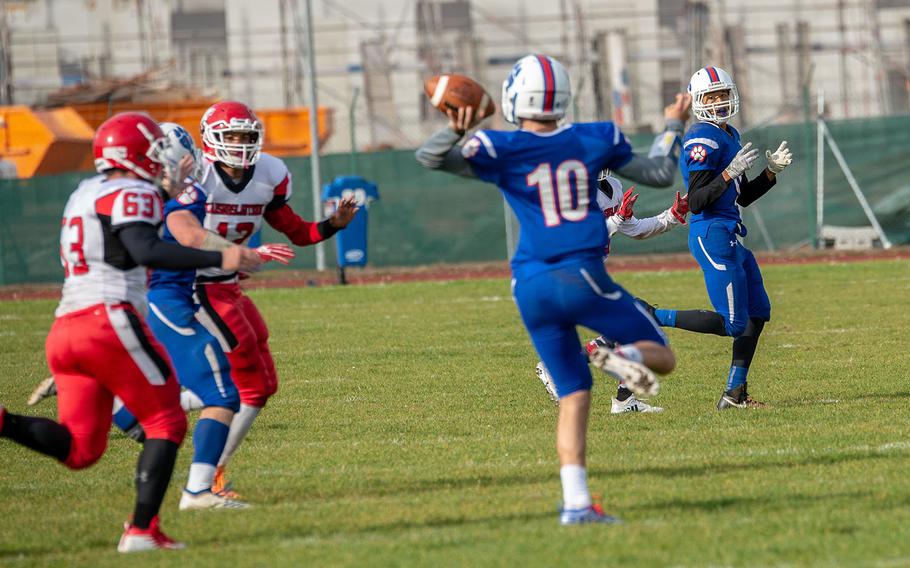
top-left (726, 366), bottom-right (749, 391)
top-left (185, 418), bottom-right (231, 493)
top-left (112, 405), bottom-right (138, 433)
top-left (193, 418), bottom-right (229, 466)
top-left (654, 308), bottom-right (677, 327)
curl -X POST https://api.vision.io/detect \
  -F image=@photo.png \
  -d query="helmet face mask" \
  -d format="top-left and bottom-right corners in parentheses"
top-left (501, 55), bottom-right (572, 125)
top-left (597, 168), bottom-right (612, 192)
top-left (200, 102), bottom-right (264, 168)
top-left (688, 67), bottom-right (740, 124)
top-left (158, 122), bottom-right (202, 196)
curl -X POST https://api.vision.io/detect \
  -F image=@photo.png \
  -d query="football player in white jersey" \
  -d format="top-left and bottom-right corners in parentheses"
top-left (0, 112), bottom-right (261, 552)
top-left (193, 101), bottom-right (358, 496)
top-left (536, 170), bottom-right (689, 413)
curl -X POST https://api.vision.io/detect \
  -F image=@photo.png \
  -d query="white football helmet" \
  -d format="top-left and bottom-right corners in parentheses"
top-left (688, 66), bottom-right (739, 124)
top-left (159, 122), bottom-right (203, 181)
top-left (501, 55), bottom-right (571, 124)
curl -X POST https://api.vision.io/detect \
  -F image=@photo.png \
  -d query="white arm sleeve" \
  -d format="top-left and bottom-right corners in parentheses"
top-left (606, 214), bottom-right (623, 238)
top-left (614, 208), bottom-right (681, 240)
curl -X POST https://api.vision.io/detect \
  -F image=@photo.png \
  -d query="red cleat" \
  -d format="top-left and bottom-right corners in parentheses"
top-left (117, 516), bottom-right (185, 553)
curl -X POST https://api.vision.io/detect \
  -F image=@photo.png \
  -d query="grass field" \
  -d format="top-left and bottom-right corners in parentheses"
top-left (1, 259), bottom-right (909, 567)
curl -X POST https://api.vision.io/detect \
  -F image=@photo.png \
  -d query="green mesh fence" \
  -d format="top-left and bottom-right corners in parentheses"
top-left (1, 115), bottom-right (908, 286)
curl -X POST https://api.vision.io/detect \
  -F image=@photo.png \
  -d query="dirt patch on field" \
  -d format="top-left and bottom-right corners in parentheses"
top-left (2, 247), bottom-right (907, 301)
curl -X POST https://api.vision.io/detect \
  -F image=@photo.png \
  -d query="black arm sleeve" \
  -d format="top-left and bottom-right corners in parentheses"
top-left (736, 170), bottom-right (776, 208)
top-left (317, 219), bottom-right (340, 239)
top-left (117, 223), bottom-right (223, 270)
top-left (687, 170), bottom-right (729, 214)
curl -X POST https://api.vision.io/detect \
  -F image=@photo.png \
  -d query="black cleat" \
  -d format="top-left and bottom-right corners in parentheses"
top-left (635, 297), bottom-right (658, 320)
top-left (717, 383), bottom-right (766, 410)
top-left (717, 386), bottom-right (747, 410)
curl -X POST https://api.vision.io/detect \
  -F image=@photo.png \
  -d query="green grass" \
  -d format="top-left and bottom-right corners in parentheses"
top-left (1, 259), bottom-right (910, 567)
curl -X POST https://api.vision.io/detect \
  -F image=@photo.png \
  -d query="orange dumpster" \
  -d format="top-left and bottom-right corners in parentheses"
top-left (0, 106), bottom-right (95, 178)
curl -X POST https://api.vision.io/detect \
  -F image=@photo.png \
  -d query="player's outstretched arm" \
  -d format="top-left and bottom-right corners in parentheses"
top-left (117, 223), bottom-right (260, 272)
top-left (617, 192), bottom-right (689, 239)
top-left (736, 141), bottom-right (791, 207)
top-left (166, 209), bottom-right (294, 265)
top-left (614, 94), bottom-right (691, 188)
top-left (264, 196), bottom-right (359, 247)
top-left (414, 107), bottom-right (482, 178)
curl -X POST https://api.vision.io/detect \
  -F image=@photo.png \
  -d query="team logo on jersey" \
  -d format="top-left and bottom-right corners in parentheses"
top-left (461, 137), bottom-right (481, 159)
top-left (177, 186), bottom-right (198, 206)
top-left (689, 145), bottom-right (707, 162)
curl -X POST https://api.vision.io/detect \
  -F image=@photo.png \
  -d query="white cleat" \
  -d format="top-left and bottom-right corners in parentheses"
top-left (611, 395), bottom-right (663, 414)
top-left (589, 346), bottom-right (659, 398)
top-left (179, 489), bottom-right (250, 510)
top-left (535, 362), bottom-right (559, 403)
top-left (27, 377), bottom-right (57, 406)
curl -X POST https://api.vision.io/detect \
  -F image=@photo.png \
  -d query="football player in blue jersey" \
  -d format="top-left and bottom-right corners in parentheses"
top-left (151, 123), bottom-right (296, 508)
top-left (416, 55), bottom-right (678, 524)
top-left (646, 67), bottom-right (793, 410)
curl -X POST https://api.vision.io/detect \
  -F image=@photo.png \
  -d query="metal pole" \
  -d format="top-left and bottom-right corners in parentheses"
top-left (0, 0), bottom-right (13, 105)
top-left (801, 61), bottom-right (815, 248)
top-left (816, 89), bottom-right (825, 248)
top-left (349, 87), bottom-right (360, 173)
top-left (302, 0), bottom-right (326, 271)
top-left (821, 121), bottom-right (893, 249)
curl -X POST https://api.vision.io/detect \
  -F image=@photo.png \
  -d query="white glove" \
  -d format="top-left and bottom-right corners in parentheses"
top-left (765, 140), bottom-right (793, 174)
top-left (724, 142), bottom-right (759, 180)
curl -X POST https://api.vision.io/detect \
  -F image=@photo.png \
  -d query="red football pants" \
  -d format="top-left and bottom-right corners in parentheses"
top-left (45, 303), bottom-right (186, 469)
top-left (195, 283), bottom-right (277, 407)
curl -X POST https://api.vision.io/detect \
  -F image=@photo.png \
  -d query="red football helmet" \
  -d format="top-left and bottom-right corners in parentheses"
top-left (200, 101), bottom-right (264, 168)
top-left (93, 112), bottom-right (168, 184)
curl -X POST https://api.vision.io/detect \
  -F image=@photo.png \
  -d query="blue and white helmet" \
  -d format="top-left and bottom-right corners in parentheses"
top-left (159, 122), bottom-right (204, 181)
top-left (501, 55), bottom-right (572, 124)
top-left (688, 66), bottom-right (739, 124)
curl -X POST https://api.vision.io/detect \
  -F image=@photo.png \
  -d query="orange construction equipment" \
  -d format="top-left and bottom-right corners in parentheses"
top-left (0, 106), bottom-right (95, 178)
top-left (0, 102), bottom-right (333, 179)
top-left (68, 101), bottom-right (333, 158)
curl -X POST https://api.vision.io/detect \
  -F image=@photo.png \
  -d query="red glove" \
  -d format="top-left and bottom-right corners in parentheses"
top-left (256, 243), bottom-right (296, 265)
top-left (671, 192), bottom-right (689, 224)
top-left (617, 187), bottom-right (638, 220)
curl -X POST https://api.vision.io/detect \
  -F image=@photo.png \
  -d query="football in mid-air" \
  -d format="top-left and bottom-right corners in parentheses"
top-left (423, 74), bottom-right (495, 118)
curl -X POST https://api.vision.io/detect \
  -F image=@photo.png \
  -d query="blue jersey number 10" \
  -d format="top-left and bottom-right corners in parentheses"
top-left (526, 160), bottom-right (590, 227)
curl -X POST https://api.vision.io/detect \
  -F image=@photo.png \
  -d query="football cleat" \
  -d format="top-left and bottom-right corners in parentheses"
top-left (717, 383), bottom-right (765, 410)
top-left (212, 466), bottom-right (241, 499)
top-left (179, 489), bottom-right (249, 510)
top-left (559, 502), bottom-right (622, 525)
top-left (27, 377), bottom-right (57, 406)
top-left (611, 395), bottom-right (663, 414)
top-left (635, 298), bottom-right (658, 320)
top-left (117, 516), bottom-right (185, 553)
top-left (584, 336), bottom-right (618, 356)
top-left (535, 362), bottom-right (559, 403)
top-left (588, 346), bottom-right (659, 398)
top-left (0, 404), bottom-right (6, 432)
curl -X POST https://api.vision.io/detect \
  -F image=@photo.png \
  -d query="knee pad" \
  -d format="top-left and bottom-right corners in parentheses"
top-left (140, 407), bottom-right (187, 445)
top-left (64, 435), bottom-right (107, 470)
top-left (725, 317), bottom-right (748, 338)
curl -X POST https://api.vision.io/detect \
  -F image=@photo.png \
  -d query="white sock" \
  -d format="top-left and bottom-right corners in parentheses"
top-left (185, 463), bottom-right (216, 493)
top-left (616, 344), bottom-right (643, 364)
top-left (218, 404), bottom-right (261, 467)
top-left (560, 464), bottom-right (592, 510)
top-left (181, 389), bottom-right (205, 411)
